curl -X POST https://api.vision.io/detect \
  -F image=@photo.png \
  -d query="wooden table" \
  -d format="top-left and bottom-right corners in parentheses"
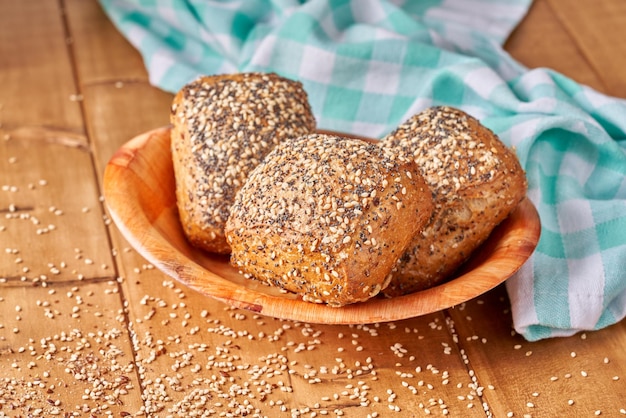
top-left (1, 1), bottom-right (625, 417)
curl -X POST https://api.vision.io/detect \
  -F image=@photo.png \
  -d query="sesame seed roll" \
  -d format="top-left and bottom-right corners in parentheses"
top-left (225, 133), bottom-right (433, 307)
top-left (171, 73), bottom-right (316, 254)
top-left (380, 106), bottom-right (527, 295)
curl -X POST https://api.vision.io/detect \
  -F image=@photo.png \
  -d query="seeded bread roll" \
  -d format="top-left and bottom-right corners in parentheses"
top-left (171, 72), bottom-right (316, 254)
top-left (380, 106), bottom-right (527, 296)
top-left (225, 133), bottom-right (434, 307)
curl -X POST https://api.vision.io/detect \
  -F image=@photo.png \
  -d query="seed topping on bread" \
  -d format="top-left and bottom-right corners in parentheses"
top-left (380, 106), bottom-right (527, 295)
top-left (385, 106), bottom-right (502, 201)
top-left (170, 72), bottom-right (315, 253)
top-left (226, 133), bottom-right (433, 306)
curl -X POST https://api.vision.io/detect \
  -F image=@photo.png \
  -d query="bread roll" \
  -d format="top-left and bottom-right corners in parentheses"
top-left (380, 106), bottom-right (527, 295)
top-left (170, 73), bottom-right (316, 254)
top-left (225, 133), bottom-right (434, 307)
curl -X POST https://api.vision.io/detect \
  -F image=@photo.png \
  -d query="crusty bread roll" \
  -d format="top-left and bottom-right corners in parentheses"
top-left (225, 133), bottom-right (434, 307)
top-left (380, 106), bottom-right (527, 296)
top-left (170, 73), bottom-right (316, 254)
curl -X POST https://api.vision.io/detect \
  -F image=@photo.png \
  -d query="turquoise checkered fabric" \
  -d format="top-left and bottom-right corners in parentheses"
top-left (100, 0), bottom-right (626, 341)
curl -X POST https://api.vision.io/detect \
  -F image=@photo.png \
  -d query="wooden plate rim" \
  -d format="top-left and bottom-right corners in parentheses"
top-left (103, 127), bottom-right (541, 324)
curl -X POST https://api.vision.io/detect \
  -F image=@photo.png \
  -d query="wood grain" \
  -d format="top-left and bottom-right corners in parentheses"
top-left (507, 0), bottom-right (626, 97)
top-left (0, 0), bottom-right (83, 132)
top-left (505, 0), bottom-right (606, 92)
top-left (546, 0), bottom-right (626, 97)
top-left (0, 0), bottom-right (113, 283)
top-left (0, 283), bottom-right (144, 415)
top-left (0, 1), bottom-right (143, 415)
top-left (1, 0), bottom-right (626, 416)
top-left (448, 285), bottom-right (626, 417)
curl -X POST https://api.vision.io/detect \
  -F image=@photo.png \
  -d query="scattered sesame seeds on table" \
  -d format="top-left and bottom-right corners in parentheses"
top-left (1, 1), bottom-right (626, 417)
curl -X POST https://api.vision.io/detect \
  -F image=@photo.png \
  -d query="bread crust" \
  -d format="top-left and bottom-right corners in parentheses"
top-left (380, 106), bottom-right (527, 295)
top-left (225, 134), bottom-right (434, 307)
top-left (170, 73), bottom-right (316, 254)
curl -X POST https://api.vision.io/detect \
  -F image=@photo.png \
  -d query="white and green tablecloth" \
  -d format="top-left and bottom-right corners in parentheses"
top-left (100, 0), bottom-right (626, 341)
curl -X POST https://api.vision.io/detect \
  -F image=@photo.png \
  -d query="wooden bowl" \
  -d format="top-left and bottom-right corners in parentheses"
top-left (103, 127), bottom-right (541, 324)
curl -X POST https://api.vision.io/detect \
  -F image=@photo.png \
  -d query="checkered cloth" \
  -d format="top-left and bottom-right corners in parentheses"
top-left (100, 0), bottom-right (626, 341)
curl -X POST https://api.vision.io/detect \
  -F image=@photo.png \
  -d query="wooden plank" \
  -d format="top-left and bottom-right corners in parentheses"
top-left (0, 0), bottom-right (114, 282)
top-left (0, 282), bottom-right (144, 416)
top-left (107, 252), bottom-right (490, 417)
top-left (504, 0), bottom-right (606, 93)
top-left (277, 315), bottom-right (487, 417)
top-left (64, 0), bottom-right (173, 177)
top-left (447, 285), bottom-right (626, 417)
top-left (82, 82), bottom-right (173, 178)
top-left (0, 132), bottom-right (114, 282)
top-left (0, 2), bottom-right (143, 414)
top-left (0, 0), bottom-right (83, 133)
top-left (546, 0), bottom-right (626, 98)
top-left (114, 265), bottom-right (309, 416)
